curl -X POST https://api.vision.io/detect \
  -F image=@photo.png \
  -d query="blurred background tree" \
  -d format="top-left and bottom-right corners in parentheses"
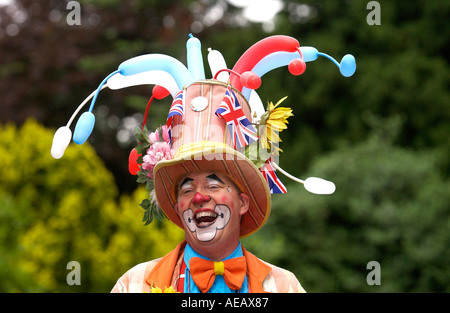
top-left (243, 115), bottom-right (450, 292)
top-left (0, 0), bottom-right (448, 292)
top-left (0, 120), bottom-right (184, 292)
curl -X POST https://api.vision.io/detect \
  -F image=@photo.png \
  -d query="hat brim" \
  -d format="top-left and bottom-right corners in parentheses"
top-left (153, 144), bottom-right (271, 238)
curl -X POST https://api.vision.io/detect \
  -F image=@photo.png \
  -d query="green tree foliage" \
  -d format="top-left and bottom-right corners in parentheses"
top-left (0, 120), bottom-right (184, 292)
top-left (267, 1), bottom-right (449, 176)
top-left (243, 116), bottom-right (450, 292)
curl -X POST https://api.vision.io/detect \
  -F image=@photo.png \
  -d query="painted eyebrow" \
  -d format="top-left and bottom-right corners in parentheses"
top-left (179, 177), bottom-right (194, 189)
top-left (206, 174), bottom-right (225, 184)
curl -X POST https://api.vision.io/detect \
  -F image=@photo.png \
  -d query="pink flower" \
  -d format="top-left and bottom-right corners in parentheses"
top-left (148, 130), bottom-right (160, 144)
top-left (161, 124), bottom-right (170, 144)
top-left (142, 141), bottom-right (173, 179)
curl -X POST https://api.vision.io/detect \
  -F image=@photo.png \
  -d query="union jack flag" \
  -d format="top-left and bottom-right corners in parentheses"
top-left (167, 89), bottom-right (184, 125)
top-left (166, 89), bottom-right (185, 144)
top-left (260, 160), bottom-right (287, 194)
top-left (215, 84), bottom-right (257, 149)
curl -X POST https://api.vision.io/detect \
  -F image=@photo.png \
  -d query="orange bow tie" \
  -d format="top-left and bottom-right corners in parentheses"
top-left (189, 256), bottom-right (247, 293)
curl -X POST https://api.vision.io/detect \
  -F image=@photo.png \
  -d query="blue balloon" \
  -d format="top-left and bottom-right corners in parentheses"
top-left (73, 112), bottom-right (95, 145)
top-left (300, 47), bottom-right (320, 62)
top-left (186, 34), bottom-right (206, 80)
top-left (339, 54), bottom-right (356, 77)
top-left (118, 54), bottom-right (194, 90)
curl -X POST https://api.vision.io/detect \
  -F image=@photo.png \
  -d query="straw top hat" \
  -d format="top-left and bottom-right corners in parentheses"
top-left (51, 34), bottom-right (356, 237)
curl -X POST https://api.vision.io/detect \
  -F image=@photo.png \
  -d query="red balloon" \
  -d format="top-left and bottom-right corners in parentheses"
top-left (240, 72), bottom-right (261, 90)
top-left (288, 59), bottom-right (306, 76)
top-left (152, 85), bottom-right (170, 99)
top-left (128, 148), bottom-right (142, 175)
top-left (231, 35), bottom-right (300, 91)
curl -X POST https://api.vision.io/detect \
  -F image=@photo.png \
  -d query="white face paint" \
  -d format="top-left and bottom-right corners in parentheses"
top-left (182, 204), bottom-right (231, 242)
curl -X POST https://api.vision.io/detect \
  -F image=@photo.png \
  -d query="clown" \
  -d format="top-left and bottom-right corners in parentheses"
top-left (51, 34), bottom-right (355, 293)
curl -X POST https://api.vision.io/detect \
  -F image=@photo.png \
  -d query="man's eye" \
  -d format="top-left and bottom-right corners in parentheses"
top-left (180, 188), bottom-right (193, 195)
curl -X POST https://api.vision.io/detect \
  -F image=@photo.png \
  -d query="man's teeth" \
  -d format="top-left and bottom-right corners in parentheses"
top-left (195, 211), bottom-right (218, 219)
top-left (194, 211), bottom-right (218, 225)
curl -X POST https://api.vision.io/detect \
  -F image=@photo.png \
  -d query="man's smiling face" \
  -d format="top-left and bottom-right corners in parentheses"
top-left (174, 171), bottom-right (250, 259)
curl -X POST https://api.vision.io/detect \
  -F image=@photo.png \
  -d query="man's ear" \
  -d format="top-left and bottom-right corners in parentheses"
top-left (239, 193), bottom-right (250, 216)
top-left (174, 203), bottom-right (180, 215)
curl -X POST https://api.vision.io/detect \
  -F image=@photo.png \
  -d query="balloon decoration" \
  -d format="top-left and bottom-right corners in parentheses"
top-left (128, 148), bottom-right (141, 176)
top-left (107, 71), bottom-right (179, 97)
top-left (50, 126), bottom-right (72, 159)
top-left (73, 111), bottom-right (96, 145)
top-left (117, 54), bottom-right (194, 89)
top-left (240, 46), bottom-right (356, 100)
top-left (186, 33), bottom-right (206, 80)
top-left (230, 35), bottom-right (301, 92)
top-left (207, 48), bottom-right (229, 83)
top-left (51, 34), bottom-right (356, 194)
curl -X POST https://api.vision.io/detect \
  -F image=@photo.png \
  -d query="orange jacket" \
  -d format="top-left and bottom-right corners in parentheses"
top-left (112, 241), bottom-right (305, 293)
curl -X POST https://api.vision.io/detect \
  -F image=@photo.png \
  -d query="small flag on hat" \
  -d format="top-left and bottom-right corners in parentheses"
top-left (167, 89), bottom-right (185, 124)
top-left (260, 160), bottom-right (287, 194)
top-left (215, 84), bottom-right (258, 149)
top-left (167, 88), bottom-right (185, 144)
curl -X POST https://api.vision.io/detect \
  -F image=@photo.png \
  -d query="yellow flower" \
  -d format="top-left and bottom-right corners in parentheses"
top-left (163, 286), bottom-right (178, 293)
top-left (150, 286), bottom-right (162, 293)
top-left (150, 285), bottom-right (179, 293)
top-left (259, 96), bottom-right (293, 155)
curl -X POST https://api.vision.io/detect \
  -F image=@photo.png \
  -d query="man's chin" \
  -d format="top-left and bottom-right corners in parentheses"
top-left (184, 229), bottom-right (225, 253)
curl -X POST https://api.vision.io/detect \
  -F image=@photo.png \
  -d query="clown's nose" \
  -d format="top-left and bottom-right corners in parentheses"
top-left (192, 192), bottom-right (211, 204)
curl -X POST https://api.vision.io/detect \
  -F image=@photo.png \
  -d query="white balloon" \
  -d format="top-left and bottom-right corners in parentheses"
top-left (304, 177), bottom-right (336, 195)
top-left (51, 126), bottom-right (72, 159)
top-left (248, 90), bottom-right (265, 122)
top-left (106, 71), bottom-right (180, 98)
top-left (207, 48), bottom-right (229, 82)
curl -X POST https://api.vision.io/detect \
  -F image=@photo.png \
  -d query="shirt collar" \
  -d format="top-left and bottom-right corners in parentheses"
top-left (183, 242), bottom-right (247, 293)
top-left (184, 242), bottom-right (244, 267)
